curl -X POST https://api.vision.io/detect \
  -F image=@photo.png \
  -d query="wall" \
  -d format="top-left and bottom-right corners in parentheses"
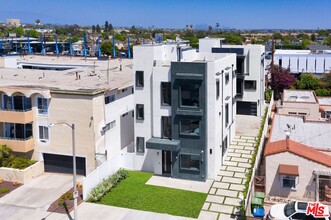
top-left (265, 151), bottom-right (330, 200)
top-left (278, 101), bottom-right (320, 120)
top-left (0, 161), bottom-right (44, 183)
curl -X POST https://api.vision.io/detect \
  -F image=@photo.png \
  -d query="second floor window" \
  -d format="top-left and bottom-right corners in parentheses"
top-left (136, 104), bottom-right (144, 120)
top-left (136, 71), bottom-right (144, 87)
top-left (161, 116), bottom-right (172, 139)
top-left (180, 83), bottom-right (200, 108)
top-left (37, 98), bottom-right (48, 114)
top-left (161, 82), bottom-right (171, 106)
top-left (39, 126), bottom-right (49, 141)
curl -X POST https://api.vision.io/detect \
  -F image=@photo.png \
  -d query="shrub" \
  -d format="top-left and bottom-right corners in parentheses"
top-left (12, 181), bottom-right (20, 186)
top-left (58, 191), bottom-right (74, 208)
top-left (88, 169), bottom-right (128, 202)
top-left (265, 89), bottom-right (273, 103)
top-left (0, 178), bottom-right (4, 184)
top-left (0, 187), bottom-right (10, 194)
top-left (2, 156), bottom-right (36, 169)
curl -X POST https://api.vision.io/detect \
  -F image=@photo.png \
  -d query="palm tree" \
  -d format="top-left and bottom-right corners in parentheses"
top-left (216, 22), bottom-right (220, 29)
top-left (0, 145), bottom-right (11, 162)
top-left (186, 24), bottom-right (189, 29)
top-left (35, 19), bottom-right (41, 26)
top-left (208, 25), bottom-right (213, 33)
top-left (190, 24), bottom-right (193, 29)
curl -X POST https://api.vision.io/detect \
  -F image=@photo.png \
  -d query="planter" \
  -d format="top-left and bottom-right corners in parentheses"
top-left (0, 161), bottom-right (44, 183)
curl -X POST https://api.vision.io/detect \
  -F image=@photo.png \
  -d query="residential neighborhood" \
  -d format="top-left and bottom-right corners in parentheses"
top-left (1, 1), bottom-right (331, 220)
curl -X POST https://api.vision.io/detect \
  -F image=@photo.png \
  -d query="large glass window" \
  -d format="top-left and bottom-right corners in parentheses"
top-left (136, 137), bottom-right (145, 153)
top-left (161, 82), bottom-right (171, 106)
top-left (37, 98), bottom-right (48, 114)
top-left (135, 71), bottom-right (144, 87)
top-left (39, 126), bottom-right (49, 141)
top-left (161, 116), bottom-right (171, 139)
top-left (180, 83), bottom-right (200, 107)
top-left (136, 104), bottom-right (144, 120)
top-left (180, 154), bottom-right (200, 171)
top-left (180, 119), bottom-right (200, 136)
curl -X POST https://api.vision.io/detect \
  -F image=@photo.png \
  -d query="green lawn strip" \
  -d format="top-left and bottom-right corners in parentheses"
top-left (97, 171), bottom-right (207, 218)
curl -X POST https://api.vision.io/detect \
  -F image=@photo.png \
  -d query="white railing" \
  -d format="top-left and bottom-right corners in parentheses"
top-left (244, 92), bottom-right (274, 214)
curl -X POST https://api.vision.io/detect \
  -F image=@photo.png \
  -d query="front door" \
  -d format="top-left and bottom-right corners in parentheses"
top-left (162, 150), bottom-right (171, 175)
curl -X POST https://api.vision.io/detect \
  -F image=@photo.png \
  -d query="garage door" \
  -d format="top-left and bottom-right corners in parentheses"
top-left (237, 101), bottom-right (257, 116)
top-left (43, 153), bottom-right (86, 176)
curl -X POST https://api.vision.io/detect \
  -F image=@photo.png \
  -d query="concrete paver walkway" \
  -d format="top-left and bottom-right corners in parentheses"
top-left (198, 135), bottom-right (258, 220)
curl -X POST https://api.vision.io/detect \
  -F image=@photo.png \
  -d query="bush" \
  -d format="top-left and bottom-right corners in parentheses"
top-left (315, 88), bottom-right (331, 96)
top-left (58, 191), bottom-right (74, 208)
top-left (0, 178), bottom-right (4, 184)
top-left (88, 169), bottom-right (128, 202)
top-left (2, 156), bottom-right (36, 169)
top-left (0, 187), bottom-right (10, 194)
top-left (265, 89), bottom-right (273, 103)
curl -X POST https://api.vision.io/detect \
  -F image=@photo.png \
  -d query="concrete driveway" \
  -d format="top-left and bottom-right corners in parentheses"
top-left (0, 173), bottom-right (75, 220)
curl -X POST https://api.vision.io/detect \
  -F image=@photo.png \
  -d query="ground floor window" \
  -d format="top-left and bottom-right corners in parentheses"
top-left (281, 175), bottom-right (296, 189)
top-left (180, 154), bottom-right (200, 171)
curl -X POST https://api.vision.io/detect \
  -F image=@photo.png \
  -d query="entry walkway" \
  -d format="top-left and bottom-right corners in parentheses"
top-left (198, 135), bottom-right (258, 220)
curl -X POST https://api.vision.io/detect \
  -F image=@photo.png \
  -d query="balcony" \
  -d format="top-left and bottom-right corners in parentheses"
top-left (0, 109), bottom-right (33, 124)
top-left (0, 137), bottom-right (35, 152)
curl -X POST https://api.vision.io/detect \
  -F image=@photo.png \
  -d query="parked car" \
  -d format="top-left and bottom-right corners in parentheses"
top-left (267, 201), bottom-right (330, 220)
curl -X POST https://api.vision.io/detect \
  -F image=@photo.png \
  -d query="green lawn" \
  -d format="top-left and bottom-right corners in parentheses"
top-left (97, 171), bottom-right (207, 218)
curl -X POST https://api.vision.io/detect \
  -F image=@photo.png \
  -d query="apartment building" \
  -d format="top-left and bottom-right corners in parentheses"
top-left (199, 38), bottom-right (265, 116)
top-left (0, 56), bottom-right (134, 176)
top-left (132, 42), bottom-right (236, 181)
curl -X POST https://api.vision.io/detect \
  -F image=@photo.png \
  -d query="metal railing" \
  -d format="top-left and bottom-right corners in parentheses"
top-left (0, 136), bottom-right (33, 141)
top-left (0, 108), bottom-right (32, 112)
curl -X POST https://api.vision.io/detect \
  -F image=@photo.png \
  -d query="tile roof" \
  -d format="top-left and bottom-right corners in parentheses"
top-left (265, 139), bottom-right (331, 167)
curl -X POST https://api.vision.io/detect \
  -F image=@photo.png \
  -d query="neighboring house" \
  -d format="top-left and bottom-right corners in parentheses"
top-left (0, 56), bottom-right (134, 176)
top-left (274, 49), bottom-right (331, 76)
top-left (132, 42), bottom-right (237, 181)
top-left (265, 113), bottom-right (331, 202)
top-left (199, 38), bottom-right (266, 116)
top-left (265, 138), bottom-right (331, 202)
top-left (277, 89), bottom-right (331, 121)
top-left (6, 18), bottom-right (20, 27)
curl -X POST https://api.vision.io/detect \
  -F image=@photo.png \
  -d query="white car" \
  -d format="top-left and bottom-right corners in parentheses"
top-left (267, 201), bottom-right (330, 220)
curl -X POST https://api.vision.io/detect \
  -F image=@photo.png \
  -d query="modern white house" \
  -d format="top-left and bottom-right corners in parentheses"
top-left (0, 56), bottom-right (134, 176)
top-left (274, 49), bottom-right (331, 76)
top-left (199, 38), bottom-right (266, 116)
top-left (132, 42), bottom-right (237, 181)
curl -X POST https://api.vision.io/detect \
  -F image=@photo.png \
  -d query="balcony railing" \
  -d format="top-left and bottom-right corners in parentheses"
top-left (0, 136), bottom-right (34, 152)
top-left (0, 108), bottom-right (32, 112)
top-left (0, 109), bottom-right (33, 123)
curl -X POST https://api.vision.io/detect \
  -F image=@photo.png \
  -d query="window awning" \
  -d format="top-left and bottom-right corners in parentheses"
top-left (278, 164), bottom-right (299, 176)
top-left (146, 138), bottom-right (180, 151)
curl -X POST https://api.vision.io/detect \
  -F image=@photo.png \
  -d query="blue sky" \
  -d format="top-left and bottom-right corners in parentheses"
top-left (1, 0), bottom-right (331, 29)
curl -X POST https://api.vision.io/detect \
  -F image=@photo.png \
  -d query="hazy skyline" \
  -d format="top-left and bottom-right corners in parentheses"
top-left (1, 0), bottom-right (331, 29)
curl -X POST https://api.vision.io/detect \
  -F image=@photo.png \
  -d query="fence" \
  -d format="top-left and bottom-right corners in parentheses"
top-left (244, 92), bottom-right (274, 215)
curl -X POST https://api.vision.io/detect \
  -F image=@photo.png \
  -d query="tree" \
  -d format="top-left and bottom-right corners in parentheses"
top-left (104, 21), bottom-right (109, 32)
top-left (100, 41), bottom-right (113, 56)
top-left (301, 39), bottom-right (310, 49)
top-left (208, 25), bottom-right (213, 32)
top-left (96, 24), bottom-right (101, 33)
top-left (92, 25), bottom-right (96, 33)
top-left (311, 33), bottom-right (316, 42)
top-left (270, 65), bottom-right (296, 98)
top-left (216, 22), bottom-right (220, 29)
top-left (72, 35), bottom-right (79, 43)
top-left (15, 26), bottom-right (24, 37)
top-left (320, 72), bottom-right (331, 88)
top-left (26, 29), bottom-right (39, 38)
top-left (273, 32), bottom-right (282, 40)
top-left (324, 37), bottom-right (331, 47)
top-left (189, 24), bottom-right (193, 29)
top-left (108, 23), bottom-right (113, 31)
top-left (296, 73), bottom-right (320, 90)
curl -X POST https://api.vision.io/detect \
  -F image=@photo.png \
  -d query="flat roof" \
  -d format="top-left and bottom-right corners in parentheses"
top-left (270, 114), bottom-right (331, 150)
top-left (318, 97), bottom-right (331, 105)
top-left (283, 90), bottom-right (317, 103)
top-left (0, 56), bottom-right (133, 94)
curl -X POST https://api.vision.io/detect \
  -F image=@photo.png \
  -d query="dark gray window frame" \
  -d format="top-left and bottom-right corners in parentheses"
top-left (135, 71), bottom-right (144, 87)
top-left (225, 103), bottom-right (229, 127)
top-left (180, 153), bottom-right (200, 172)
top-left (179, 118), bottom-right (200, 136)
top-left (161, 116), bottom-right (172, 139)
top-left (179, 82), bottom-right (201, 108)
top-left (216, 80), bottom-right (220, 99)
top-left (244, 80), bottom-right (257, 90)
top-left (136, 137), bottom-right (145, 153)
top-left (225, 72), bottom-right (230, 84)
top-left (136, 104), bottom-right (144, 120)
top-left (161, 82), bottom-right (171, 106)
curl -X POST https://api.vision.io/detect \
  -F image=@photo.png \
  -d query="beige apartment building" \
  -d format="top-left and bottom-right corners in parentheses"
top-left (0, 56), bottom-right (134, 176)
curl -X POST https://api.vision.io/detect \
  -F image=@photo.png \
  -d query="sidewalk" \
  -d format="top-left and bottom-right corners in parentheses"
top-left (198, 135), bottom-right (258, 220)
